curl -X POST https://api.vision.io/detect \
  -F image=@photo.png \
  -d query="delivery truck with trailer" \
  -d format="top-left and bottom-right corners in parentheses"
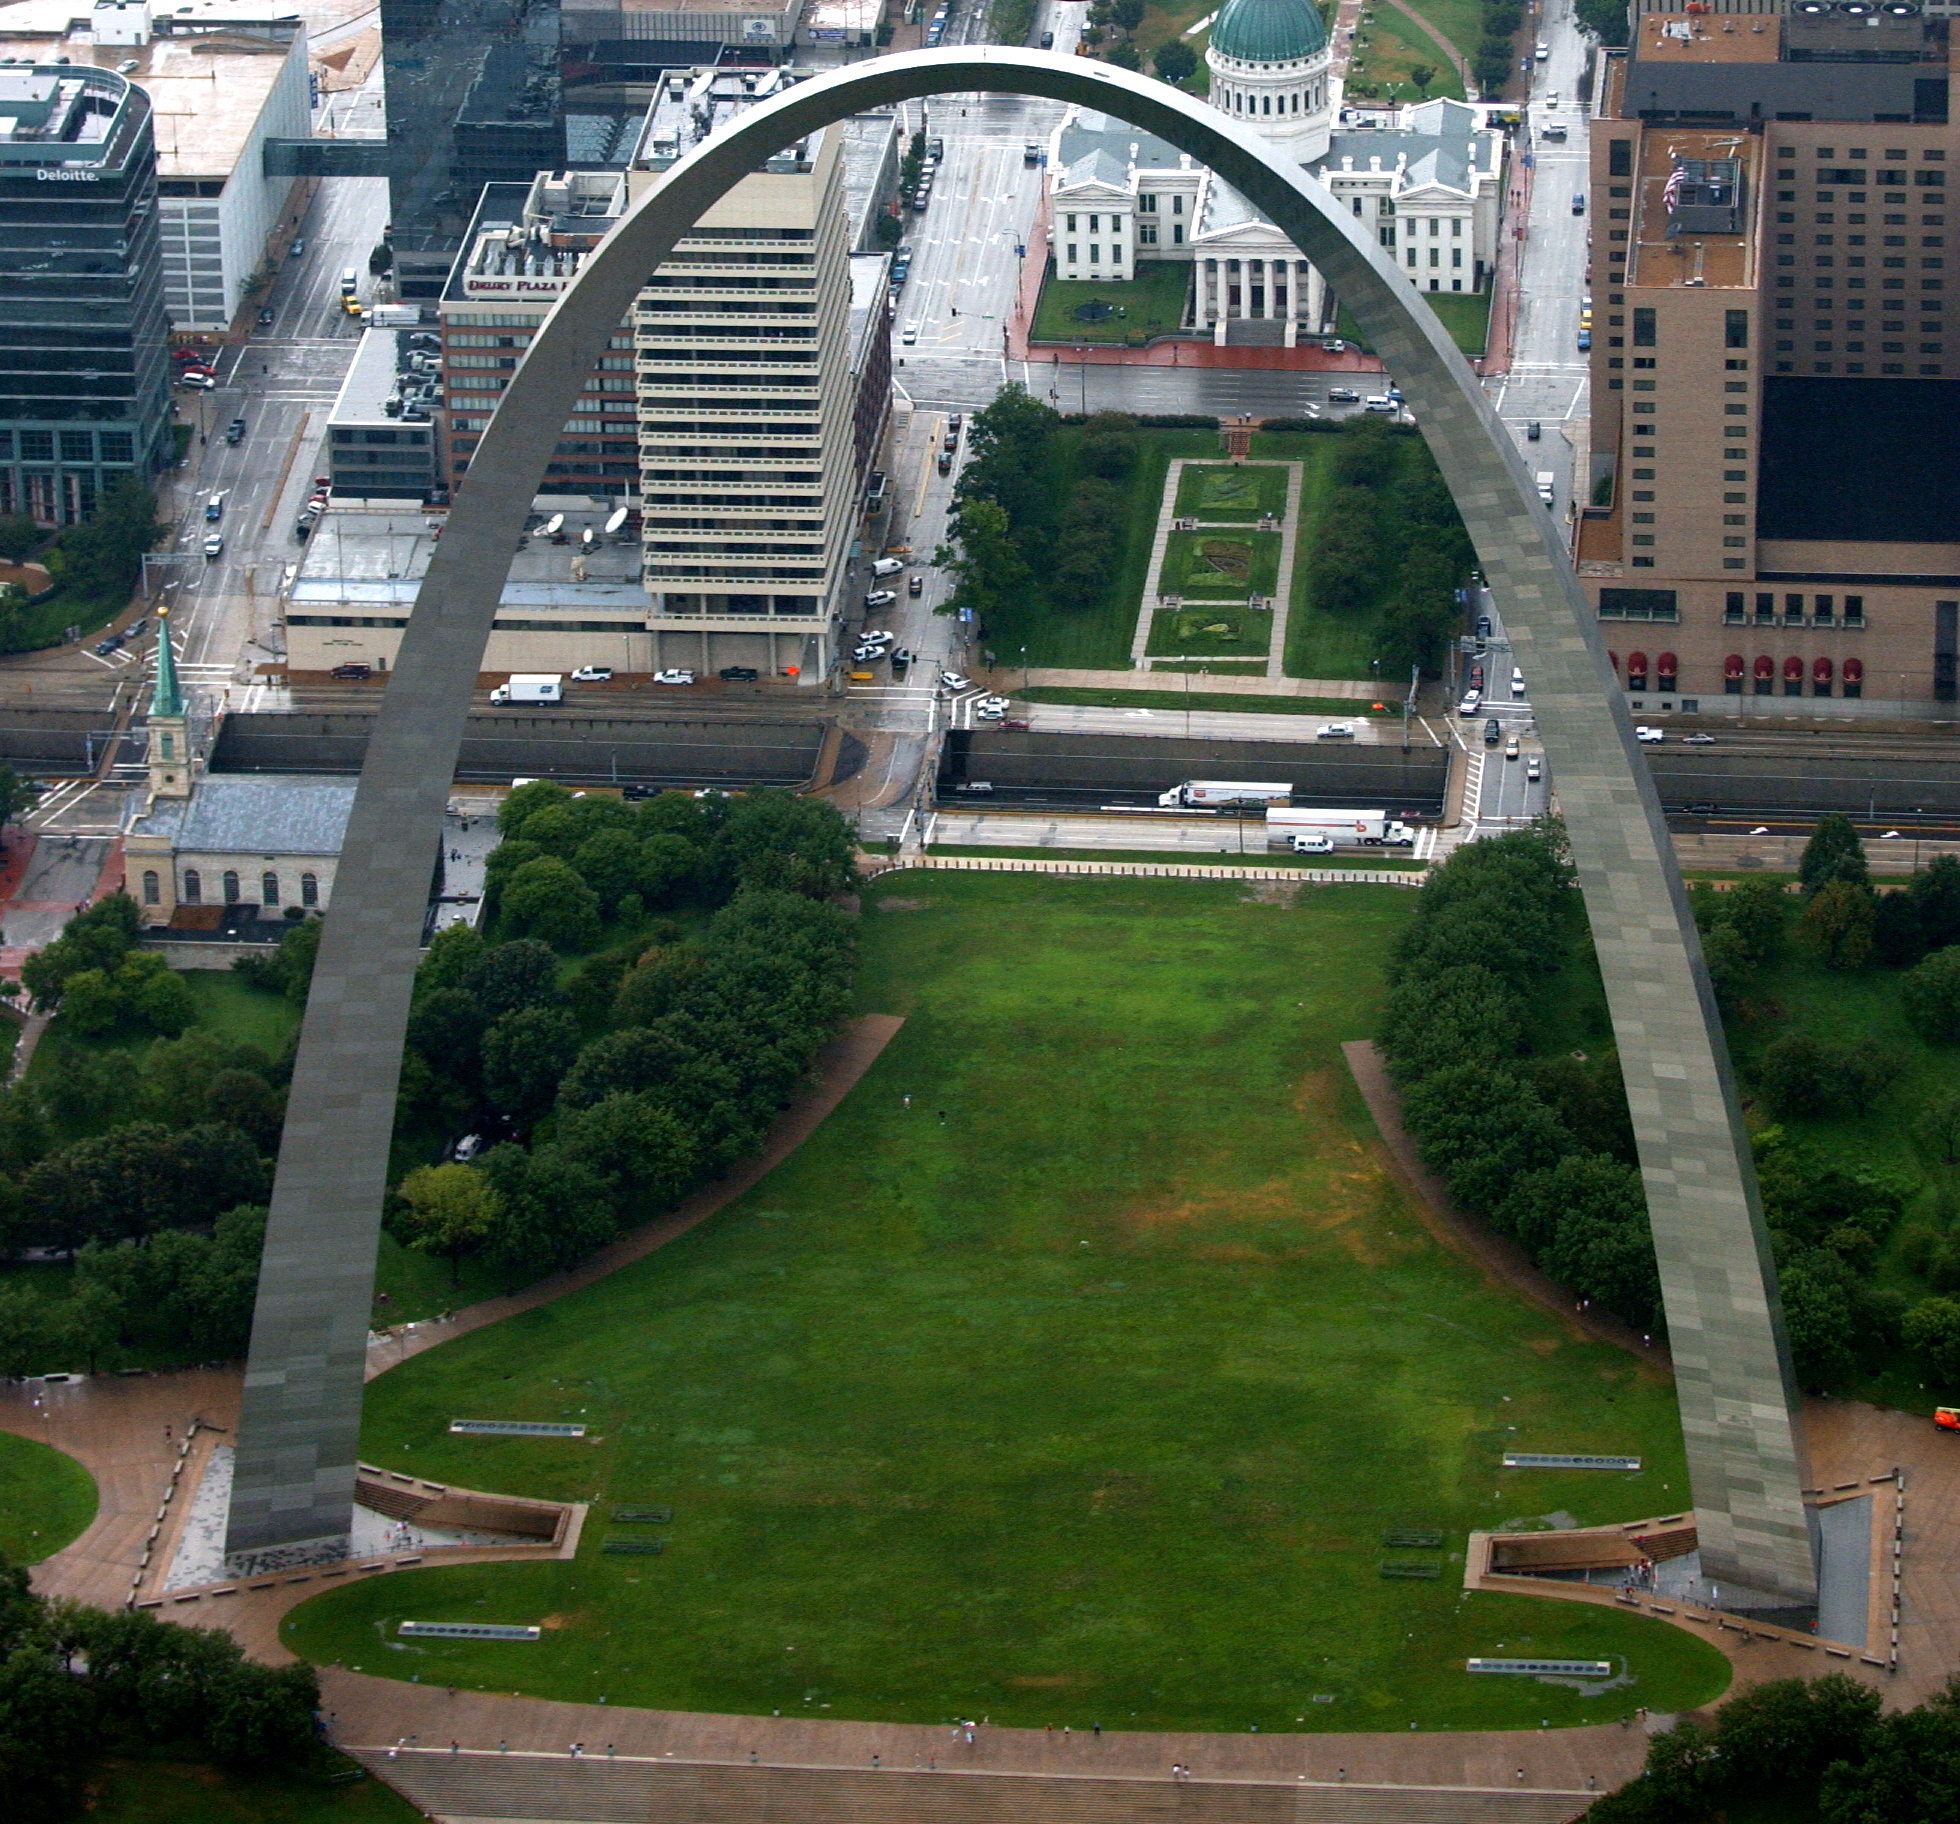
top-left (489, 673), bottom-right (564, 706)
top-left (1264, 807), bottom-right (1417, 849)
top-left (1158, 779), bottom-right (1295, 810)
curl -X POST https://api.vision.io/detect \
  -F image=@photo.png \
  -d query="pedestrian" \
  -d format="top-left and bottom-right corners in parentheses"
top-left (1093, 1722), bottom-right (1101, 1739)
top-left (450, 1740), bottom-right (459, 1754)
top-left (938, 1110), bottom-right (947, 1125)
top-left (903, 1095), bottom-right (911, 1110)
top-left (164, 1425), bottom-right (171, 1441)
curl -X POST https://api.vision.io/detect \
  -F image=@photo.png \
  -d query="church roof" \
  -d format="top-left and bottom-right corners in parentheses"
top-left (1210, 0), bottom-right (1328, 64)
top-left (129, 774), bottom-right (357, 857)
top-left (150, 609), bottom-right (183, 720)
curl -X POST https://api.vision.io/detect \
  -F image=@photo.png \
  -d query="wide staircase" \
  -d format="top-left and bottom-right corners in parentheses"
top-left (349, 1748), bottom-right (1590, 1823)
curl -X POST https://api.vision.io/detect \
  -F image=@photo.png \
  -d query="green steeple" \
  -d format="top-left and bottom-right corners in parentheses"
top-left (151, 608), bottom-right (183, 719)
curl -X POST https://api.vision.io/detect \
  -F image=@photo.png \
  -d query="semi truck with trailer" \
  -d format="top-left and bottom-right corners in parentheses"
top-left (489, 673), bottom-right (564, 706)
top-left (1264, 807), bottom-right (1417, 849)
top-left (1157, 779), bottom-right (1295, 810)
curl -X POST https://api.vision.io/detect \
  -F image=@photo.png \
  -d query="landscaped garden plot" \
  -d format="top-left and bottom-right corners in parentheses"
top-left (284, 875), bottom-right (1727, 1734)
top-left (0, 1428), bottom-right (96, 1562)
top-left (1161, 527), bottom-right (1281, 598)
top-left (1174, 462), bottom-right (1290, 523)
top-left (1145, 603), bottom-right (1273, 658)
top-left (1029, 262), bottom-right (1193, 345)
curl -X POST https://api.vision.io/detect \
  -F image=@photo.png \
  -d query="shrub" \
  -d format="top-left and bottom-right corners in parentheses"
top-left (1903, 945), bottom-right (1960, 1042)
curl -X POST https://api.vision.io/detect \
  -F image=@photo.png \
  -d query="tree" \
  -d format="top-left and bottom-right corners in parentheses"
top-left (1909, 854), bottom-right (1960, 953)
top-left (482, 1005), bottom-right (583, 1128)
top-left (1154, 40), bottom-right (1197, 85)
top-left (19, 894), bottom-right (141, 1009)
top-left (479, 1143), bottom-right (617, 1287)
top-left (416, 921), bottom-right (487, 998)
top-left (1799, 812), bottom-right (1870, 895)
top-left (1112, 0), bottom-right (1144, 28)
top-left (1076, 410), bottom-right (1140, 480)
top-left (1409, 63), bottom-right (1437, 95)
top-left (1903, 1296), bottom-right (1960, 1382)
top-left (1903, 945), bottom-right (1960, 1043)
top-left (1106, 37), bottom-right (1141, 69)
top-left (231, 914), bottom-right (321, 1004)
top-left (571, 828), bottom-right (644, 914)
top-left (1574, 0), bottom-right (1631, 47)
top-left (1872, 886), bottom-right (1925, 968)
top-left (1502, 1153), bottom-right (1660, 1327)
top-left (45, 479), bottom-right (163, 604)
top-left (1721, 877), bottom-right (1790, 964)
top-left (934, 495), bottom-right (1031, 627)
top-left (0, 1285), bottom-right (53, 1378)
top-left (1051, 476), bottom-right (1123, 609)
top-left (1917, 1093), bottom-right (1960, 1165)
top-left (499, 856), bottom-right (602, 950)
top-left (1821, 1682), bottom-right (1960, 1824)
top-left (468, 938), bottom-right (563, 1019)
top-left (560, 1091), bottom-right (701, 1216)
top-left (0, 515), bottom-right (39, 562)
top-left (395, 1163), bottom-right (500, 1286)
top-left (1798, 879), bottom-right (1876, 970)
top-left (704, 791), bottom-right (856, 905)
top-left (1778, 1250), bottom-right (1858, 1386)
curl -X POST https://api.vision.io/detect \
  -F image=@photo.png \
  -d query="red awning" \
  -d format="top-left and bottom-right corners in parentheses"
top-left (1724, 654), bottom-right (1745, 677)
top-left (1844, 657), bottom-right (1864, 682)
top-left (1754, 656), bottom-right (1775, 678)
top-left (1627, 650), bottom-right (1649, 673)
top-left (1657, 651), bottom-right (1678, 677)
top-left (1784, 656), bottom-right (1805, 679)
top-left (1814, 656), bottom-right (1834, 680)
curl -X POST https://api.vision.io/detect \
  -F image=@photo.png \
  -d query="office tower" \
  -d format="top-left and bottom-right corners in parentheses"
top-left (0, 64), bottom-right (171, 525)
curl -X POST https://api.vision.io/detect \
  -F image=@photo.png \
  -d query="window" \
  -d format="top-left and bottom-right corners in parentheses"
top-left (223, 871), bottom-right (240, 904)
top-left (183, 870), bottom-right (201, 905)
top-left (301, 873), bottom-right (319, 908)
top-left (1633, 308), bottom-right (1656, 347)
top-left (1066, 215), bottom-right (1077, 233)
top-left (142, 870), bottom-right (159, 906)
top-left (262, 873), bottom-right (280, 907)
top-left (1088, 216), bottom-right (1100, 233)
top-left (1725, 311), bottom-right (1749, 349)
top-left (1089, 246), bottom-right (1100, 264)
top-left (1066, 244), bottom-right (1077, 262)
top-left (1609, 139), bottom-right (1632, 178)
top-left (1172, 196), bottom-right (1183, 215)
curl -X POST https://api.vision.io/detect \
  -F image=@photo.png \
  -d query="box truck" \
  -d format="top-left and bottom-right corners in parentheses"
top-left (1157, 779), bottom-right (1294, 810)
top-left (1264, 807), bottom-right (1417, 848)
top-left (489, 673), bottom-right (564, 706)
top-left (365, 304), bottom-right (423, 328)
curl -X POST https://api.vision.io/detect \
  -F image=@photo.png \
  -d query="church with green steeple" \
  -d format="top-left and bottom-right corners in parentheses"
top-left (147, 607), bottom-right (190, 799)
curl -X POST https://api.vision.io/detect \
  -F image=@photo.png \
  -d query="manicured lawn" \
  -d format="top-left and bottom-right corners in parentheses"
top-left (1021, 687), bottom-right (1395, 716)
top-left (85, 1751), bottom-right (423, 1824)
top-left (1148, 660), bottom-right (1272, 676)
top-left (923, 846), bottom-right (1426, 871)
top-left (1348, 6), bottom-right (1468, 104)
top-left (285, 875), bottom-right (1725, 1733)
top-left (986, 428), bottom-right (1216, 671)
top-left (1337, 288), bottom-right (1493, 358)
top-left (1030, 262), bottom-right (1191, 345)
top-left (1146, 603), bottom-right (1274, 658)
top-left (1160, 528), bottom-right (1281, 597)
top-left (1251, 433), bottom-right (1381, 682)
top-left (178, 969), bottom-right (303, 1055)
top-left (0, 1427), bottom-right (96, 1562)
top-left (1174, 462), bottom-right (1289, 523)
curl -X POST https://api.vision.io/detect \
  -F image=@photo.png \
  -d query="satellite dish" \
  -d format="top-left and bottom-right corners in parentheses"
top-left (581, 525), bottom-right (595, 547)
top-left (604, 506), bottom-right (629, 535)
top-left (543, 513), bottom-right (564, 536)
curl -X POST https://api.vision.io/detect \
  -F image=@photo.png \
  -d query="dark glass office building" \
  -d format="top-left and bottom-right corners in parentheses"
top-left (0, 66), bottom-right (171, 525)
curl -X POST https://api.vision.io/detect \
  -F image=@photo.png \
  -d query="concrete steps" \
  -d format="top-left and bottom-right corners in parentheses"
top-left (350, 1749), bottom-right (1591, 1824)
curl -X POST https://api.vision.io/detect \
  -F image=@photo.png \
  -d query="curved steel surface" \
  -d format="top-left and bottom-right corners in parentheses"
top-left (227, 48), bottom-right (1814, 1602)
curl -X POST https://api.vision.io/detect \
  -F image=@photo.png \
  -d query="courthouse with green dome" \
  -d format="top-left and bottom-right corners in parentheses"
top-left (1045, 0), bottom-right (1504, 340)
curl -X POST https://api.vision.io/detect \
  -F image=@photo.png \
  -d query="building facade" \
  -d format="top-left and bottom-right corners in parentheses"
top-left (1580, 8), bottom-right (1960, 715)
top-left (1047, 0), bottom-right (1504, 340)
top-left (0, 62), bottom-right (171, 524)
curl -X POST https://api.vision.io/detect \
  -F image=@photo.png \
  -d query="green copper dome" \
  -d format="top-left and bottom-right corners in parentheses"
top-left (1209, 0), bottom-right (1328, 63)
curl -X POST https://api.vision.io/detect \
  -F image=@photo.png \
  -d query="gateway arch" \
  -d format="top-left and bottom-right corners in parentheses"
top-left (226, 48), bottom-right (1817, 1607)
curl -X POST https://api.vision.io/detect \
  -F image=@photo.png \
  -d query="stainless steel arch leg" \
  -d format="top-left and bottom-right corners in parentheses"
top-left (225, 49), bottom-right (1814, 1606)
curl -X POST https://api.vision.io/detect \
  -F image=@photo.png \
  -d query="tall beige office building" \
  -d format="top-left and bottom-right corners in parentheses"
top-left (1580, 9), bottom-right (1960, 715)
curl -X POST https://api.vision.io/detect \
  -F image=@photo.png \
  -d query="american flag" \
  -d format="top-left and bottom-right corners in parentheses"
top-left (1662, 163), bottom-right (1687, 212)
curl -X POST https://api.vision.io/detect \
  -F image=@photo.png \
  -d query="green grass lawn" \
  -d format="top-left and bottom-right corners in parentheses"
top-left (1348, 6), bottom-right (1468, 104)
top-left (85, 1751), bottom-right (423, 1824)
top-left (0, 1427), bottom-right (96, 1562)
top-left (1146, 604), bottom-right (1273, 658)
top-left (986, 427), bottom-right (1217, 672)
top-left (284, 875), bottom-right (1725, 1733)
top-left (1250, 434), bottom-right (1381, 682)
top-left (1030, 262), bottom-right (1191, 345)
top-left (1160, 528), bottom-right (1281, 598)
top-left (1174, 463), bottom-right (1290, 523)
top-left (1021, 687), bottom-right (1394, 716)
top-left (1336, 288), bottom-right (1493, 359)
top-left (177, 970), bottom-right (304, 1054)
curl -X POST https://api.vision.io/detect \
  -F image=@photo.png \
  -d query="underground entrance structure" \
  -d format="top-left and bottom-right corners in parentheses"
top-left (224, 48), bottom-right (1818, 1609)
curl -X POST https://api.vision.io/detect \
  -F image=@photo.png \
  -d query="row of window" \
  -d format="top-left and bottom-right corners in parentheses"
top-left (145, 869), bottom-right (320, 908)
top-left (1723, 593), bottom-right (1866, 627)
top-left (0, 430), bottom-right (137, 463)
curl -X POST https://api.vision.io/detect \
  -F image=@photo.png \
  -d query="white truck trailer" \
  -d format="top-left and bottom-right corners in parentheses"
top-left (490, 673), bottom-right (564, 706)
top-left (1264, 807), bottom-right (1417, 849)
top-left (1158, 779), bottom-right (1295, 810)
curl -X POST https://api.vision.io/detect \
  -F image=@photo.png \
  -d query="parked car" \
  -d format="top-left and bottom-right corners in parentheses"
top-left (1577, 328), bottom-right (1592, 351)
top-left (871, 557), bottom-right (904, 577)
top-left (908, 574), bottom-right (924, 597)
top-left (1527, 755), bottom-right (1543, 782)
top-left (940, 670), bottom-right (972, 692)
top-left (1573, 193), bottom-right (1586, 215)
top-left (937, 451), bottom-right (953, 474)
top-left (257, 306), bottom-right (276, 327)
top-left (1315, 721), bottom-right (1357, 740)
top-left (719, 665), bottom-right (760, 682)
top-left (330, 662), bottom-right (373, 680)
top-left (1326, 385), bottom-right (1359, 403)
top-left (93, 634), bottom-right (123, 656)
top-left (1511, 666), bottom-right (1526, 697)
top-left (853, 644), bottom-right (888, 663)
top-left (176, 371), bottom-right (215, 389)
top-left (569, 665), bottom-right (613, 682)
top-left (861, 629), bottom-right (895, 646)
top-left (653, 668), bottom-right (696, 686)
top-left (864, 589), bottom-right (897, 609)
top-left (202, 533), bottom-right (224, 558)
top-left (1526, 420), bottom-right (1541, 441)
top-left (289, 238), bottom-right (304, 257)
top-left (902, 323), bottom-right (919, 345)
